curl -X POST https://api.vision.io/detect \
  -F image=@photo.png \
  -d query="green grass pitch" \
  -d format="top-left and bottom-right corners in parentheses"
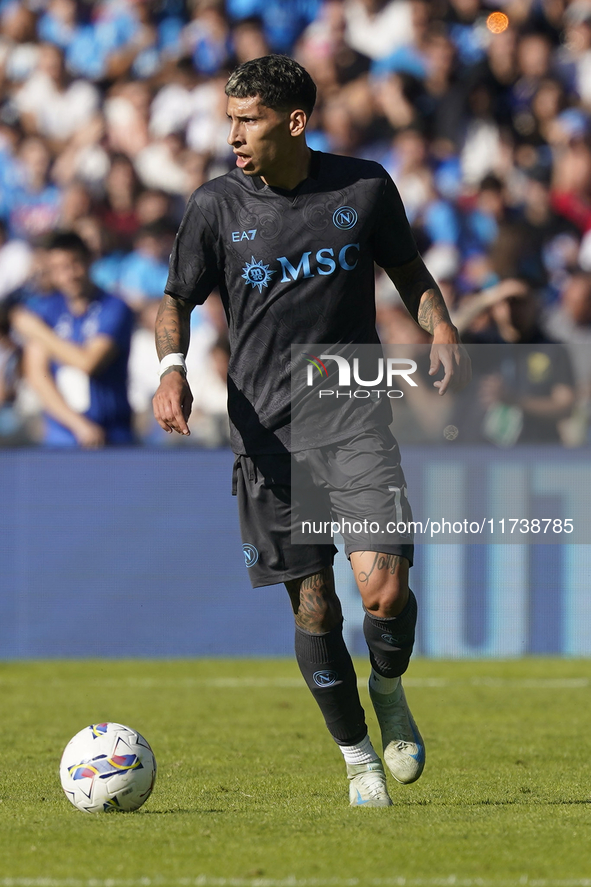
top-left (1, 658), bottom-right (591, 887)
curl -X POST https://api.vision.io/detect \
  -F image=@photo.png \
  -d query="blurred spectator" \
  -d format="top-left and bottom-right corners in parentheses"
top-left (557, 0), bottom-right (591, 107)
top-left (0, 218), bottom-right (31, 301)
top-left (8, 137), bottom-right (62, 240)
top-left (5, 235), bottom-right (54, 305)
top-left (511, 30), bottom-right (555, 126)
top-left (551, 137), bottom-right (591, 232)
top-left (135, 131), bottom-right (193, 195)
top-left (59, 181), bottom-right (92, 229)
top-left (128, 298), bottom-right (161, 439)
top-left (0, 2), bottom-right (38, 86)
top-left (478, 281), bottom-right (557, 344)
top-left (182, 0), bottom-right (232, 75)
top-left (227, 0), bottom-right (320, 53)
top-left (14, 43), bottom-right (99, 149)
top-left (444, 0), bottom-right (488, 69)
top-left (186, 71), bottom-right (233, 159)
top-left (460, 82), bottom-right (507, 185)
top-left (231, 16), bottom-right (270, 64)
top-left (149, 56), bottom-right (198, 138)
top-left (10, 231), bottom-right (134, 447)
top-left (136, 189), bottom-right (178, 226)
top-left (543, 271), bottom-right (591, 392)
top-left (460, 174), bottom-right (507, 256)
top-left (298, 1), bottom-right (370, 94)
top-left (187, 334), bottom-right (231, 445)
top-left (491, 168), bottom-right (580, 297)
top-left (97, 154), bottom-right (141, 250)
top-left (37, 0), bottom-right (78, 52)
top-left (118, 221), bottom-right (176, 308)
top-left (51, 114), bottom-right (111, 194)
top-left (61, 0), bottom-right (156, 82)
top-left (75, 214), bottom-right (127, 296)
top-left (1, 0), bottom-right (591, 447)
top-left (0, 298), bottom-right (20, 430)
top-left (463, 26), bottom-right (517, 134)
top-left (477, 345), bottom-right (576, 444)
top-left (104, 80), bottom-right (151, 157)
top-left (344, 0), bottom-right (414, 61)
top-left (453, 283), bottom-right (576, 443)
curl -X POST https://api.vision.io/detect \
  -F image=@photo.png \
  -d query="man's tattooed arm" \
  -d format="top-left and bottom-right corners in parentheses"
top-left (385, 254), bottom-right (458, 340)
top-left (384, 254), bottom-right (472, 393)
top-left (155, 293), bottom-right (193, 361)
top-left (153, 293), bottom-right (194, 434)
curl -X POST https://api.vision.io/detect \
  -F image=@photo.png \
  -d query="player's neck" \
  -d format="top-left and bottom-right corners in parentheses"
top-left (261, 146), bottom-right (312, 192)
top-left (63, 281), bottom-right (93, 315)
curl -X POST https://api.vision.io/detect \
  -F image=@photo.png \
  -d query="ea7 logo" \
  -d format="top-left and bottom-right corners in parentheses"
top-left (232, 229), bottom-right (257, 241)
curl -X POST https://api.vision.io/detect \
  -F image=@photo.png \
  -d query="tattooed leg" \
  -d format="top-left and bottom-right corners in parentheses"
top-left (351, 551), bottom-right (410, 617)
top-left (285, 567), bottom-right (342, 633)
top-left (286, 568), bottom-right (367, 745)
top-left (351, 552), bottom-right (417, 680)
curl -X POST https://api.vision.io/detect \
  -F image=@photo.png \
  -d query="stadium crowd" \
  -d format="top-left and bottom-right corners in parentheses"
top-left (1, 0), bottom-right (591, 447)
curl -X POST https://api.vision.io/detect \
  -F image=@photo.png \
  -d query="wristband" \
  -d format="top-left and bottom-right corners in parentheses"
top-left (159, 352), bottom-right (187, 378)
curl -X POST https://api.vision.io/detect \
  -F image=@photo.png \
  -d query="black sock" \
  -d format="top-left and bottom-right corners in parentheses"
top-left (363, 590), bottom-right (417, 678)
top-left (294, 622), bottom-right (367, 746)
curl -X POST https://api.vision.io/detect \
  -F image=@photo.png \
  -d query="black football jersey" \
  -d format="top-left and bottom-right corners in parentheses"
top-left (165, 150), bottom-right (417, 454)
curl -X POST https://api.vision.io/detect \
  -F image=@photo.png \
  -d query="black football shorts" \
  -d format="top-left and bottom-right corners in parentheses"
top-left (232, 426), bottom-right (414, 588)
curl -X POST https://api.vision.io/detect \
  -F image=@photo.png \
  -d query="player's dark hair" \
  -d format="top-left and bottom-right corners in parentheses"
top-left (44, 230), bottom-right (92, 263)
top-left (479, 174), bottom-right (504, 193)
top-left (225, 54), bottom-right (317, 118)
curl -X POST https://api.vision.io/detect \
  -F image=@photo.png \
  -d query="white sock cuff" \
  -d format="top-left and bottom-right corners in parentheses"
top-left (338, 732), bottom-right (379, 766)
top-left (369, 670), bottom-right (400, 696)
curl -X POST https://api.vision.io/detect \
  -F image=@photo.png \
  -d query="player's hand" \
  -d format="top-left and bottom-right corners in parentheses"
top-left (72, 417), bottom-right (106, 448)
top-left (152, 369), bottom-right (193, 435)
top-left (429, 334), bottom-right (472, 396)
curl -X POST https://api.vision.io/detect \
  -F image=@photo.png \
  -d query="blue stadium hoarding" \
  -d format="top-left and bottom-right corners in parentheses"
top-left (0, 447), bottom-right (589, 658)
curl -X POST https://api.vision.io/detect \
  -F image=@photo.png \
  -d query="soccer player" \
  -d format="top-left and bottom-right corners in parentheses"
top-left (153, 55), bottom-right (471, 807)
top-left (11, 231), bottom-right (134, 447)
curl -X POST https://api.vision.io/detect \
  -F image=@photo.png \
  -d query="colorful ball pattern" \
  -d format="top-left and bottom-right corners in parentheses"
top-left (59, 722), bottom-right (157, 813)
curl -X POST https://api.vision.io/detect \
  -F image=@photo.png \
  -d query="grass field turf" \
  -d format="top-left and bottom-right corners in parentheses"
top-left (1, 658), bottom-right (591, 886)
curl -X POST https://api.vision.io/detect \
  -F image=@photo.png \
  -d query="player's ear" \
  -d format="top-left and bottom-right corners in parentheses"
top-left (289, 108), bottom-right (307, 137)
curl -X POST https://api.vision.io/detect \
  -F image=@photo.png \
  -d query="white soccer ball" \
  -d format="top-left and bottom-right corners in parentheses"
top-left (59, 722), bottom-right (157, 813)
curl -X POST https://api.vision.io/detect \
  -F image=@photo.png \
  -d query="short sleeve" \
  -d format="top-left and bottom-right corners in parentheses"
top-left (371, 173), bottom-right (418, 269)
top-left (27, 294), bottom-right (57, 325)
top-left (165, 191), bottom-right (220, 306)
top-left (96, 296), bottom-right (134, 345)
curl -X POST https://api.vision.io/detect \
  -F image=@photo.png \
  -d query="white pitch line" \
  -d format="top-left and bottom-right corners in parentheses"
top-left (0, 678), bottom-right (588, 690)
top-left (84, 676), bottom-right (591, 690)
top-left (4, 878), bottom-right (591, 887)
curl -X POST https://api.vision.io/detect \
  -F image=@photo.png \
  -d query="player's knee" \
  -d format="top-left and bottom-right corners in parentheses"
top-left (286, 572), bottom-right (342, 633)
top-left (362, 575), bottom-right (410, 618)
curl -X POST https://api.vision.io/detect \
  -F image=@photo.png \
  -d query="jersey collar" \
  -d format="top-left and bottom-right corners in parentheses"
top-left (250, 150), bottom-right (322, 195)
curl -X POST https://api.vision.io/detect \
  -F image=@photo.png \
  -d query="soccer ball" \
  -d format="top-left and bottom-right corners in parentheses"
top-left (59, 722), bottom-right (157, 813)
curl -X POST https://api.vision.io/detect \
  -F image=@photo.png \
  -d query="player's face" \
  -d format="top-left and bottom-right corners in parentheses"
top-left (226, 95), bottom-right (296, 179)
top-left (48, 249), bottom-right (89, 299)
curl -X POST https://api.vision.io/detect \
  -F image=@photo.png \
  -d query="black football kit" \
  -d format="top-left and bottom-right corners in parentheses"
top-left (165, 150), bottom-right (417, 586)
